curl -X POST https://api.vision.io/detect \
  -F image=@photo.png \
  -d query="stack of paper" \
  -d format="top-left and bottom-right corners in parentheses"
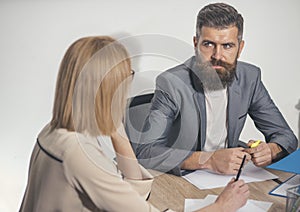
top-left (185, 195), bottom-right (273, 212)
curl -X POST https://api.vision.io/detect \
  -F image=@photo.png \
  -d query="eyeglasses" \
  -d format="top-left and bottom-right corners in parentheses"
top-left (131, 69), bottom-right (135, 76)
top-left (130, 70), bottom-right (135, 79)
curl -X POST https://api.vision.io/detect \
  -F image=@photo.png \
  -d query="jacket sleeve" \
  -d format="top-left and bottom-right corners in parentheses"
top-left (135, 73), bottom-right (194, 176)
top-left (248, 68), bottom-right (298, 154)
top-left (64, 144), bottom-right (160, 212)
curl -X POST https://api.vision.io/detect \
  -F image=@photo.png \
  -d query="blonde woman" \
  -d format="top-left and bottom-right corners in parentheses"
top-left (20, 36), bottom-right (249, 212)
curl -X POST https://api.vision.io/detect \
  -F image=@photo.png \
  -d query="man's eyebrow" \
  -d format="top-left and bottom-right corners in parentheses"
top-left (222, 42), bottom-right (236, 46)
top-left (202, 39), bottom-right (214, 43)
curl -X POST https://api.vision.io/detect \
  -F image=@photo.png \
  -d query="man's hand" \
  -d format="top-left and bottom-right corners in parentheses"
top-left (244, 140), bottom-right (282, 167)
top-left (181, 148), bottom-right (251, 174)
top-left (204, 148), bottom-right (251, 174)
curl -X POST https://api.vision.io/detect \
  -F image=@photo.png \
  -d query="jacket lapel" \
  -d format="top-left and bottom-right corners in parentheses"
top-left (227, 79), bottom-right (241, 147)
top-left (184, 57), bottom-right (207, 150)
top-left (193, 92), bottom-right (206, 150)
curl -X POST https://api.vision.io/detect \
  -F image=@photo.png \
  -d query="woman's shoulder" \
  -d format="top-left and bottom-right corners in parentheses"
top-left (64, 134), bottom-right (121, 178)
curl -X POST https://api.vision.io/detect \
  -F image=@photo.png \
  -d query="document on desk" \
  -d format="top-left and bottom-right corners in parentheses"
top-left (269, 174), bottom-right (300, 197)
top-left (182, 162), bottom-right (278, 189)
top-left (184, 195), bottom-right (273, 212)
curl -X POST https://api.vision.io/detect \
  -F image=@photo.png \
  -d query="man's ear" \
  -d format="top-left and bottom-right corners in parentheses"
top-left (237, 40), bottom-right (245, 58)
top-left (193, 36), bottom-right (198, 48)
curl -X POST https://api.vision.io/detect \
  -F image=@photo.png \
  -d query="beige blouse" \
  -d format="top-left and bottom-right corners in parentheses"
top-left (20, 124), bottom-right (160, 212)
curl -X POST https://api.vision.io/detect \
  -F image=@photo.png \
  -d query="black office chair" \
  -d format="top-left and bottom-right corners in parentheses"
top-left (125, 93), bottom-right (154, 152)
top-left (126, 93), bottom-right (197, 175)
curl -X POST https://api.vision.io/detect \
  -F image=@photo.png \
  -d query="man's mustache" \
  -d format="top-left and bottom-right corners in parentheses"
top-left (210, 59), bottom-right (232, 69)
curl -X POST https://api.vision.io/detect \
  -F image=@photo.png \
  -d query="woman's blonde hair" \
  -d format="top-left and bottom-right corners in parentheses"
top-left (50, 36), bottom-right (131, 136)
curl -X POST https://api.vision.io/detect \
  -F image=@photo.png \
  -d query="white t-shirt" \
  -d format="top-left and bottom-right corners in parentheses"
top-left (203, 87), bottom-right (228, 152)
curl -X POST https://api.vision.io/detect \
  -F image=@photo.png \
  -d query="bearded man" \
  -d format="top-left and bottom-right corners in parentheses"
top-left (130, 2), bottom-right (298, 176)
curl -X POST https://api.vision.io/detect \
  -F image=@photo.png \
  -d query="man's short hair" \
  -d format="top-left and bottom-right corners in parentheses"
top-left (196, 3), bottom-right (244, 41)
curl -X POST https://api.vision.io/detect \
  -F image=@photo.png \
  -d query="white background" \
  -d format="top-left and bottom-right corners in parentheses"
top-left (1, 0), bottom-right (299, 211)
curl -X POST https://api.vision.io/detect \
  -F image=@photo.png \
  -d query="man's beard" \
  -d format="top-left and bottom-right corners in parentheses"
top-left (195, 51), bottom-right (237, 91)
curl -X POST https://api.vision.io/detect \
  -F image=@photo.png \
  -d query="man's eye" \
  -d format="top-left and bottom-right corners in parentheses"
top-left (203, 42), bottom-right (214, 47)
top-left (223, 44), bottom-right (233, 49)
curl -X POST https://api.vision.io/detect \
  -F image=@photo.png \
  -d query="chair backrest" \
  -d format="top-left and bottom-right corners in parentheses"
top-left (125, 93), bottom-right (154, 151)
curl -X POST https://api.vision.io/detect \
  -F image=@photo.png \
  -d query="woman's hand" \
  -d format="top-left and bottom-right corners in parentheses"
top-left (214, 178), bottom-right (249, 212)
top-left (110, 123), bottom-right (142, 179)
top-left (110, 123), bottom-right (129, 141)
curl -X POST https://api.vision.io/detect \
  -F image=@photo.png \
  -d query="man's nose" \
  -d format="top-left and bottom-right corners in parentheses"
top-left (211, 46), bottom-right (223, 60)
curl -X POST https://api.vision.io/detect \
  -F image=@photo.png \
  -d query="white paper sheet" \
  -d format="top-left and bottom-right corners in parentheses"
top-left (185, 195), bottom-right (273, 212)
top-left (182, 162), bottom-right (278, 189)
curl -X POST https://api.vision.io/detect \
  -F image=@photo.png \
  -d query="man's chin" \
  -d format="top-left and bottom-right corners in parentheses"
top-left (213, 67), bottom-right (226, 73)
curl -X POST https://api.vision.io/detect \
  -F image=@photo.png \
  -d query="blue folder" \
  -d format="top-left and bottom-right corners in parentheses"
top-left (267, 148), bottom-right (300, 174)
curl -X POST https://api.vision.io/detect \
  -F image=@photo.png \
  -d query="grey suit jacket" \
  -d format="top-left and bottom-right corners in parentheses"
top-left (134, 56), bottom-right (298, 176)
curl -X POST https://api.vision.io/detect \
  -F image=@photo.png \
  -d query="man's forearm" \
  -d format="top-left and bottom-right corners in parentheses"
top-left (180, 151), bottom-right (213, 170)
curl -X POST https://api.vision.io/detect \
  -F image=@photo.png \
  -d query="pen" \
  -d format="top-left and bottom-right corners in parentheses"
top-left (250, 140), bottom-right (261, 148)
top-left (235, 155), bottom-right (246, 181)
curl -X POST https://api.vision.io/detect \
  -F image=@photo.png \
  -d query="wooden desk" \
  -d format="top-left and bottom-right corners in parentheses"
top-left (148, 169), bottom-right (293, 211)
